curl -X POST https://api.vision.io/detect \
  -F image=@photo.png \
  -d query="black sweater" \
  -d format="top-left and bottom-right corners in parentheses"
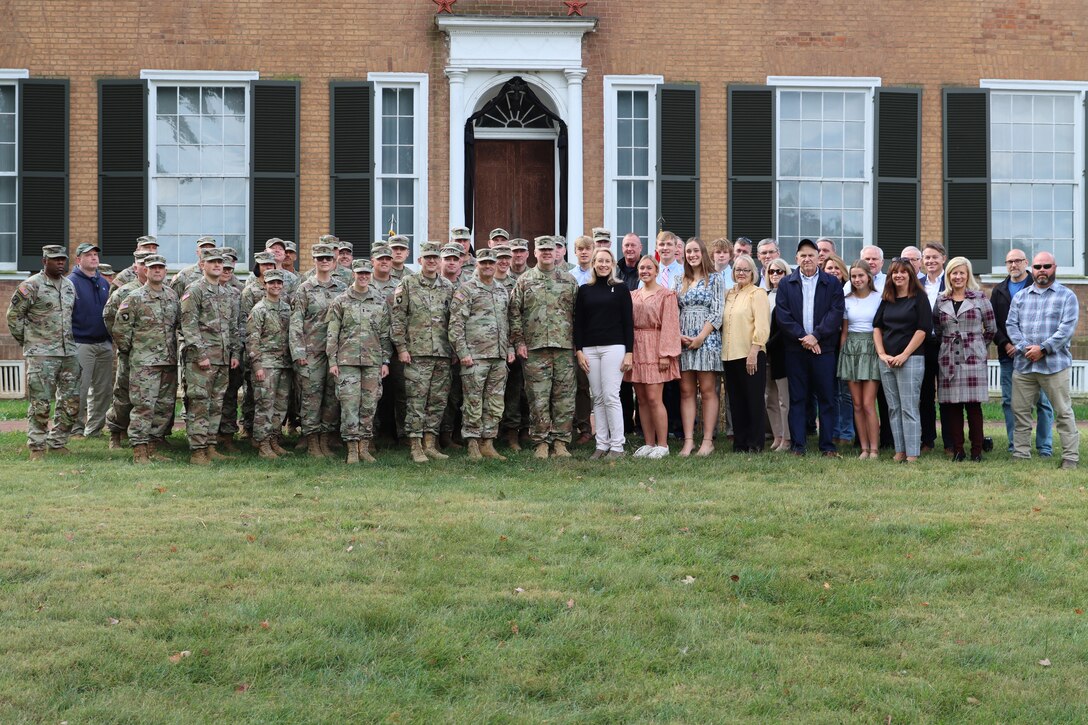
top-left (573, 280), bottom-right (635, 352)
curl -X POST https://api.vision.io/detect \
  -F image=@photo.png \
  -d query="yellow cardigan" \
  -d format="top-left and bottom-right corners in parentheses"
top-left (721, 283), bottom-right (770, 361)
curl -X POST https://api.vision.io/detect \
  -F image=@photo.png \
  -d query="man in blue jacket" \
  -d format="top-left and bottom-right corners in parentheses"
top-left (68, 242), bottom-right (114, 437)
top-left (775, 238), bottom-right (845, 456)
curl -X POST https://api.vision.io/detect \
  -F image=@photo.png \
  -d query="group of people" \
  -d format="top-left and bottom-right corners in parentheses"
top-left (7, 226), bottom-right (1081, 469)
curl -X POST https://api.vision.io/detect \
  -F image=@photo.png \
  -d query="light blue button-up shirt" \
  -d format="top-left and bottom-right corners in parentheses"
top-left (1006, 281), bottom-right (1079, 375)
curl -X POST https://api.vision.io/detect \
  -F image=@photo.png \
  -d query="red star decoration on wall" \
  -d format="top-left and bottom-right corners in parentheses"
top-left (433, 0), bottom-right (456, 13)
top-left (563, 0), bottom-right (588, 16)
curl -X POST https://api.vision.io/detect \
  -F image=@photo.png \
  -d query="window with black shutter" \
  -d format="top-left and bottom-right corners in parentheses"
top-left (943, 88), bottom-right (990, 271)
top-left (657, 84), bottom-right (699, 240)
top-left (251, 81), bottom-right (300, 261)
top-left (330, 82), bottom-right (373, 257)
top-left (98, 80), bottom-right (147, 271)
top-left (874, 88), bottom-right (921, 255)
top-left (19, 80), bottom-right (68, 271)
top-left (727, 86), bottom-right (774, 242)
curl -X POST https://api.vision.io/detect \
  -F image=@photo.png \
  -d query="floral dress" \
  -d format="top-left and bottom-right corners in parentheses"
top-left (673, 274), bottom-right (723, 371)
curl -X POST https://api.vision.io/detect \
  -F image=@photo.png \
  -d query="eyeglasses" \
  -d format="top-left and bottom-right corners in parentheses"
top-left (1033, 263), bottom-right (1054, 270)
top-left (1005, 258), bottom-right (1027, 264)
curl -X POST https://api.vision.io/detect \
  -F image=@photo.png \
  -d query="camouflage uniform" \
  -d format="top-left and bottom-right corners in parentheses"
top-left (370, 247), bottom-right (405, 441)
top-left (6, 254), bottom-right (81, 451)
top-left (326, 281), bottom-right (393, 441)
top-left (179, 270), bottom-right (241, 451)
top-left (290, 267), bottom-right (346, 437)
top-left (111, 235), bottom-right (158, 289)
top-left (113, 278), bottom-right (180, 446)
top-left (439, 244), bottom-right (468, 443)
top-left (246, 293), bottom-right (292, 444)
top-left (509, 250), bottom-right (578, 446)
top-left (217, 275), bottom-right (245, 437)
top-left (102, 275), bottom-right (145, 436)
top-left (498, 245), bottom-right (528, 441)
top-left (390, 256), bottom-right (454, 437)
top-left (449, 272), bottom-right (511, 440)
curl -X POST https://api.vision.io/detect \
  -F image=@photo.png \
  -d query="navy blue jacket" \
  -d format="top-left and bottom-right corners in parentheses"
top-left (68, 267), bottom-right (111, 343)
top-left (774, 268), bottom-right (845, 353)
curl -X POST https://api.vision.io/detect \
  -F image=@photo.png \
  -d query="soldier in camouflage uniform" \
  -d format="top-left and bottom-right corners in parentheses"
top-left (284, 240), bottom-right (299, 273)
top-left (391, 241), bottom-right (455, 463)
top-left (170, 236), bottom-right (218, 297)
top-left (388, 234), bottom-right (415, 281)
top-left (488, 228), bottom-right (510, 248)
top-left (264, 238), bottom-right (301, 296)
top-left (216, 250), bottom-right (246, 451)
top-left (7, 246), bottom-right (81, 459)
top-left (103, 250), bottom-right (152, 448)
top-left (498, 240), bottom-right (530, 450)
top-left (451, 226), bottom-right (475, 277)
top-left (370, 243), bottom-right (404, 443)
top-left (290, 242), bottom-right (346, 457)
top-left (327, 259), bottom-right (393, 464)
top-left (112, 255), bottom-right (180, 464)
top-left (334, 240), bottom-right (356, 286)
top-left (439, 243), bottom-right (466, 449)
top-left (240, 251), bottom-right (282, 437)
top-left (509, 236), bottom-right (578, 459)
top-left (179, 248), bottom-right (241, 464)
top-left (246, 269), bottom-right (292, 460)
top-left (509, 238), bottom-right (531, 278)
top-left (98, 265), bottom-right (115, 283)
top-left (449, 247), bottom-right (515, 460)
top-left (110, 235), bottom-right (159, 290)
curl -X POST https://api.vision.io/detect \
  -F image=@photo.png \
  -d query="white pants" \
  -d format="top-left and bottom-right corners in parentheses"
top-left (583, 345), bottom-right (627, 452)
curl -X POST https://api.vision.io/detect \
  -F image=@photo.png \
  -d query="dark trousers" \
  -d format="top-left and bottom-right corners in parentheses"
top-left (786, 349), bottom-right (837, 453)
top-left (940, 402), bottom-right (984, 457)
top-left (619, 381), bottom-right (637, 434)
top-left (920, 340), bottom-right (950, 449)
top-left (724, 354), bottom-right (767, 452)
top-left (663, 380), bottom-right (682, 437)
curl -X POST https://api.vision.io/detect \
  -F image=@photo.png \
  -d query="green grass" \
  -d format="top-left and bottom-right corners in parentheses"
top-left (1, 428), bottom-right (1086, 722)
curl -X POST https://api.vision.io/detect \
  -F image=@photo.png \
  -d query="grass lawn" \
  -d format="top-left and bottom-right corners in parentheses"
top-left (1, 426), bottom-right (1086, 722)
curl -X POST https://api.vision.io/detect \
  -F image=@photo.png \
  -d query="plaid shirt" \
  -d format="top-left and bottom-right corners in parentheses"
top-left (1006, 281), bottom-right (1079, 375)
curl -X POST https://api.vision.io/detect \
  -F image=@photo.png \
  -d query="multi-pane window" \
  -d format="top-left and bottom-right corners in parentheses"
top-left (0, 85), bottom-right (15, 264)
top-left (378, 87), bottom-right (416, 242)
top-left (615, 90), bottom-right (652, 247)
top-left (777, 89), bottom-right (869, 262)
top-left (990, 92), bottom-right (1079, 268)
top-left (151, 84), bottom-right (248, 265)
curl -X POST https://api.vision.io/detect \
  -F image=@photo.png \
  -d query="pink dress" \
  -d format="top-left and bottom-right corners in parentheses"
top-left (625, 287), bottom-right (681, 384)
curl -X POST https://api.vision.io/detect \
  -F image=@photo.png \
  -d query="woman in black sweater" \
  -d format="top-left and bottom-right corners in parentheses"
top-left (574, 249), bottom-right (635, 459)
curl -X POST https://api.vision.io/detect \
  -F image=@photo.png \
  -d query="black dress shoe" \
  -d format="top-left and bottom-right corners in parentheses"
top-left (971, 454), bottom-right (982, 462)
top-left (951, 451), bottom-right (966, 462)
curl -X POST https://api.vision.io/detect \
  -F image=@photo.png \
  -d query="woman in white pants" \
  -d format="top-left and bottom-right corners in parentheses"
top-left (574, 249), bottom-right (635, 459)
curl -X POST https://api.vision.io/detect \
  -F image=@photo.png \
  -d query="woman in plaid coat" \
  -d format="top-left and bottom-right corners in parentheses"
top-left (934, 257), bottom-right (996, 461)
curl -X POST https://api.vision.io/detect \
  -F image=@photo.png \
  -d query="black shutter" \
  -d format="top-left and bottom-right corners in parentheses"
top-left (728, 86), bottom-right (774, 241)
top-left (18, 80), bottom-right (68, 271)
top-left (251, 81), bottom-right (299, 262)
top-left (657, 84), bottom-right (699, 240)
top-left (943, 88), bottom-right (990, 270)
top-left (874, 88), bottom-right (921, 255)
top-left (330, 82), bottom-right (372, 257)
top-left (98, 80), bottom-right (147, 271)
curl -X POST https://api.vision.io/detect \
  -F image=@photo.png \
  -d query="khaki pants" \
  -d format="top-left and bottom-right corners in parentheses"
top-left (1012, 368), bottom-right (1079, 463)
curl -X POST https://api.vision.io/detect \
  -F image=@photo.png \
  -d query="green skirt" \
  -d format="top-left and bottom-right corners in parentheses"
top-left (837, 331), bottom-right (881, 381)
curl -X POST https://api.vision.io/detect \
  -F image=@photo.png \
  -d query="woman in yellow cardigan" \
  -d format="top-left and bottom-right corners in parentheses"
top-left (721, 254), bottom-right (770, 453)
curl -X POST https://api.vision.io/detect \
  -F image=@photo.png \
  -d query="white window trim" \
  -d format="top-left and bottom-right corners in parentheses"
top-left (771, 80), bottom-right (878, 255)
top-left (0, 74), bottom-right (21, 270)
top-left (982, 80), bottom-right (1085, 276)
top-left (141, 70), bottom-right (259, 83)
top-left (0, 69), bottom-right (28, 80)
top-left (604, 75), bottom-right (663, 253)
top-left (369, 72), bottom-right (428, 256)
top-left (146, 78), bottom-right (253, 270)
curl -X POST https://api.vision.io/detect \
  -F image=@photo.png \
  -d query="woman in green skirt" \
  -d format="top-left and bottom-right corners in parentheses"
top-left (838, 261), bottom-right (883, 459)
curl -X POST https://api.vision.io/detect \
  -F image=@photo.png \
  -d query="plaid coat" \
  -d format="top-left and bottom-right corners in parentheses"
top-left (934, 289), bottom-right (995, 404)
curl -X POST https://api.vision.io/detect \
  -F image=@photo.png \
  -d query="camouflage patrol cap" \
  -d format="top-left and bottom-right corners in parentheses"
top-left (221, 255), bottom-right (236, 269)
top-left (98, 264), bottom-right (115, 276)
top-left (450, 226), bottom-right (471, 240)
top-left (42, 245), bottom-right (68, 259)
top-left (351, 259), bottom-right (373, 274)
top-left (312, 243), bottom-right (337, 258)
top-left (135, 235), bottom-right (159, 248)
top-left (489, 228), bottom-right (510, 240)
top-left (200, 248), bottom-right (225, 262)
top-left (440, 243), bottom-right (464, 259)
top-left (318, 234), bottom-right (340, 247)
top-left (388, 234), bottom-right (410, 248)
top-left (263, 270), bottom-right (285, 283)
top-left (264, 237), bottom-right (286, 250)
top-left (420, 241), bottom-right (442, 257)
top-left (476, 247), bottom-right (498, 263)
top-left (75, 242), bottom-right (101, 256)
top-left (133, 250), bottom-right (154, 263)
top-left (492, 244), bottom-right (513, 258)
top-left (553, 236), bottom-right (567, 247)
top-left (143, 255), bottom-right (168, 268)
top-left (337, 241), bottom-right (353, 253)
top-left (371, 243), bottom-right (393, 259)
top-left (219, 247), bottom-right (238, 260)
top-left (196, 236), bottom-right (217, 248)
top-left (534, 236), bottom-right (556, 250)
top-left (284, 241), bottom-right (298, 253)
top-left (254, 251), bottom-right (277, 266)
top-left (592, 227), bottom-right (612, 242)
top-left (509, 238), bottom-right (529, 251)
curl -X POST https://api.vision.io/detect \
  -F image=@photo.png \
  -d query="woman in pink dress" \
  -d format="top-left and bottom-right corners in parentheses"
top-left (625, 255), bottom-right (682, 459)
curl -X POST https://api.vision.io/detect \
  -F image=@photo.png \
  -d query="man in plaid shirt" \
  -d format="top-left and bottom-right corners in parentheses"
top-left (1006, 251), bottom-right (1080, 469)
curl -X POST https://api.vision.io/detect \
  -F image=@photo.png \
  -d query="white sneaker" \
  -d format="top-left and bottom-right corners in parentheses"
top-left (648, 445), bottom-right (670, 459)
top-left (633, 445), bottom-right (653, 458)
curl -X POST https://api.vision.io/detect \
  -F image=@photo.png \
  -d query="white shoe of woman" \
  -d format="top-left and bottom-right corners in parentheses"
top-left (648, 445), bottom-right (670, 459)
top-left (633, 445), bottom-right (653, 458)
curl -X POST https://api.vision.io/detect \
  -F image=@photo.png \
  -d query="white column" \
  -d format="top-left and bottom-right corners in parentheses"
top-left (564, 68), bottom-right (587, 242)
top-left (446, 67), bottom-right (468, 235)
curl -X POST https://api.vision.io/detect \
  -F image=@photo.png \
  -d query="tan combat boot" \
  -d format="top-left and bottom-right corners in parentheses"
top-left (217, 433), bottom-right (240, 453)
top-left (480, 439), bottom-right (507, 461)
top-left (258, 439), bottom-right (279, 460)
top-left (189, 448), bottom-right (211, 465)
top-left (505, 430), bottom-right (521, 452)
top-left (466, 438), bottom-right (482, 460)
top-left (207, 445), bottom-right (231, 460)
top-left (28, 448), bottom-right (44, 461)
top-left (319, 433), bottom-right (336, 457)
top-left (147, 440), bottom-right (172, 462)
top-left (423, 433), bottom-right (449, 460)
top-left (133, 443), bottom-right (150, 465)
top-left (294, 433), bottom-right (309, 451)
top-left (551, 441), bottom-right (571, 458)
top-left (533, 442), bottom-right (549, 459)
top-left (345, 439), bottom-right (360, 464)
top-left (359, 439), bottom-right (377, 463)
top-left (409, 437), bottom-right (428, 463)
top-left (270, 436), bottom-right (289, 455)
top-left (307, 435), bottom-right (324, 458)
top-left (109, 431), bottom-right (123, 449)
top-left (51, 446), bottom-right (73, 455)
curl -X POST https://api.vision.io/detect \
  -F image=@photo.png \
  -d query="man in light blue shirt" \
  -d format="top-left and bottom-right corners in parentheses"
top-left (655, 232), bottom-right (684, 289)
top-left (570, 236), bottom-right (594, 286)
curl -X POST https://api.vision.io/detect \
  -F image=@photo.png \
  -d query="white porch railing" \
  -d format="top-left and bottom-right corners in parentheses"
top-left (988, 359), bottom-right (1088, 394)
top-left (0, 359), bottom-right (25, 398)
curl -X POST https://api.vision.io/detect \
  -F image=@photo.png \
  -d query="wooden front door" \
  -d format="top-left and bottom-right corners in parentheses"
top-left (474, 139), bottom-right (555, 244)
